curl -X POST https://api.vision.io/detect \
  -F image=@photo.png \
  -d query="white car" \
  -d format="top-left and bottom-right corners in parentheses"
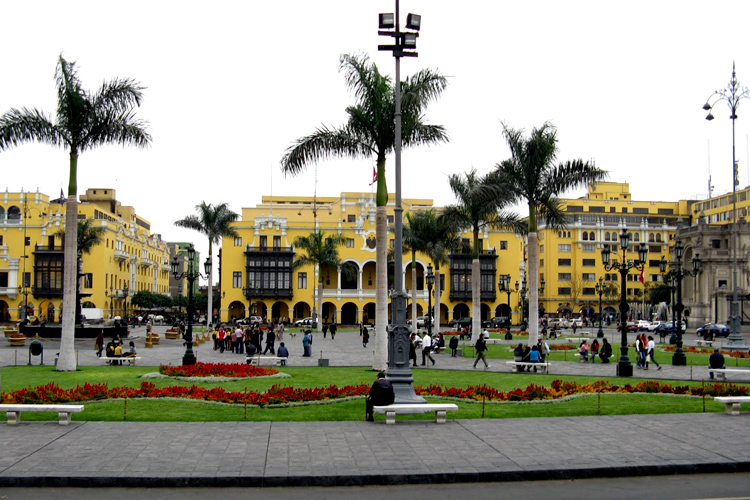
top-left (647, 321), bottom-right (665, 332)
top-left (294, 317), bottom-right (315, 326)
top-left (416, 316), bottom-right (433, 328)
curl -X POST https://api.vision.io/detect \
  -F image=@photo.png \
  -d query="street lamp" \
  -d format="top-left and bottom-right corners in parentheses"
top-left (123, 284), bottom-right (129, 322)
top-left (105, 286), bottom-right (114, 319)
top-left (659, 240), bottom-right (701, 365)
top-left (498, 274), bottom-right (518, 323)
top-left (426, 263), bottom-right (435, 336)
top-left (378, 1), bottom-right (423, 404)
top-left (703, 64), bottom-right (749, 348)
top-left (595, 277), bottom-right (605, 338)
top-left (171, 245), bottom-right (210, 365)
top-left (601, 228), bottom-right (648, 377)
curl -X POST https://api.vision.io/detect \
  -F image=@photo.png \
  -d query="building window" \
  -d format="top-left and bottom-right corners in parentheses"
top-left (582, 287), bottom-right (596, 296)
top-left (233, 272), bottom-right (242, 288)
top-left (298, 272), bottom-right (307, 289)
top-left (387, 215), bottom-right (394, 224)
top-left (82, 273), bottom-right (93, 289)
top-left (234, 237), bottom-right (242, 247)
top-left (540, 259), bottom-right (544, 267)
top-left (582, 258), bottom-right (596, 266)
top-left (558, 244), bottom-right (571, 252)
top-left (582, 273), bottom-right (596, 281)
top-left (347, 214), bottom-right (355, 222)
top-left (259, 236), bottom-right (267, 249)
top-left (499, 241), bottom-right (508, 250)
top-left (582, 244), bottom-right (595, 252)
top-left (0, 272), bottom-right (7, 287)
top-left (558, 258), bottom-right (571, 266)
top-left (558, 287), bottom-right (572, 295)
top-left (273, 236), bottom-right (281, 249)
top-left (346, 238), bottom-right (354, 248)
top-left (558, 273), bottom-right (572, 281)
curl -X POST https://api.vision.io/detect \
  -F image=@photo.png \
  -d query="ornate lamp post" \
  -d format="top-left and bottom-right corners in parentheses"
top-left (378, 2), bottom-right (423, 403)
top-left (519, 276), bottom-right (528, 323)
top-left (595, 277), bottom-right (605, 338)
top-left (105, 286), bottom-right (114, 319)
top-left (601, 228), bottom-right (648, 377)
top-left (123, 284), bottom-right (129, 322)
top-left (659, 240), bottom-right (701, 365)
top-left (171, 245), bottom-right (210, 366)
top-left (703, 65), bottom-right (748, 348)
top-left (497, 274), bottom-right (519, 324)
top-left (426, 263), bottom-right (435, 337)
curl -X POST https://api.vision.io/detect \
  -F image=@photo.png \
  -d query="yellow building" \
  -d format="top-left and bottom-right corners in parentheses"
top-left (0, 188), bottom-right (173, 322)
top-left (219, 192), bottom-right (526, 326)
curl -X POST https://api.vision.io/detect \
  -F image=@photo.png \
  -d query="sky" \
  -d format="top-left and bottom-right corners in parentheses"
top-left (2, 0), bottom-right (750, 285)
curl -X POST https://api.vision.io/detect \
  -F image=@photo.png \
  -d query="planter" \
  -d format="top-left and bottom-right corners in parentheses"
top-left (8, 337), bottom-right (26, 347)
top-left (147, 335), bottom-right (160, 345)
top-left (4, 330), bottom-right (19, 338)
top-left (164, 332), bottom-right (180, 340)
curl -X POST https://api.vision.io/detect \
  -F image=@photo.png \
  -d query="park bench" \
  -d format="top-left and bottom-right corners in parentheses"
top-left (713, 396), bottom-right (750, 415)
top-left (246, 355), bottom-right (286, 366)
top-left (100, 356), bottom-right (141, 366)
top-left (372, 403), bottom-right (458, 424)
top-left (0, 404), bottom-right (84, 425)
top-left (695, 339), bottom-right (713, 347)
top-left (505, 361), bottom-right (550, 373)
top-left (565, 337), bottom-right (595, 344)
top-left (708, 368), bottom-right (750, 381)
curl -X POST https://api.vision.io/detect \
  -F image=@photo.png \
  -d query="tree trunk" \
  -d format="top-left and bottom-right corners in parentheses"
top-left (206, 252), bottom-right (213, 327)
top-left (57, 195), bottom-right (78, 371)
top-left (411, 265), bottom-right (418, 334)
top-left (373, 205), bottom-right (388, 371)
top-left (434, 264), bottom-right (442, 330)
top-left (472, 258), bottom-right (481, 339)
top-left (528, 232), bottom-right (539, 345)
top-left (317, 281), bottom-right (323, 335)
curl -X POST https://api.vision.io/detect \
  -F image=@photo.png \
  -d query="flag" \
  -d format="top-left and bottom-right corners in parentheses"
top-left (369, 166), bottom-right (377, 185)
top-left (638, 268), bottom-right (645, 284)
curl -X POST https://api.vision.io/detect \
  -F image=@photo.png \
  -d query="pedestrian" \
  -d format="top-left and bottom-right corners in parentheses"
top-left (94, 330), bottom-right (104, 357)
top-left (473, 333), bottom-right (490, 369)
top-left (263, 327), bottom-right (276, 355)
top-left (234, 327), bottom-right (244, 354)
top-left (302, 329), bottom-right (312, 357)
top-left (362, 326), bottom-right (370, 347)
top-left (329, 323), bottom-right (337, 339)
top-left (536, 338), bottom-right (550, 362)
top-left (645, 335), bottom-right (661, 370)
top-left (365, 372), bottom-right (395, 422)
top-left (409, 333), bottom-right (418, 367)
top-left (322, 323), bottom-right (329, 338)
top-left (708, 349), bottom-right (725, 379)
top-left (421, 331), bottom-right (435, 366)
top-left (448, 334), bottom-right (459, 357)
top-left (636, 334), bottom-right (646, 368)
top-left (218, 328), bottom-right (226, 353)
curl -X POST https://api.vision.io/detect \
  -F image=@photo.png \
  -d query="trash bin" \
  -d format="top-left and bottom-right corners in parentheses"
top-left (28, 340), bottom-right (44, 366)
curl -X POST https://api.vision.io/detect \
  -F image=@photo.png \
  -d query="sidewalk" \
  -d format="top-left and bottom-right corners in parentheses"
top-left (1, 325), bottom-right (749, 487)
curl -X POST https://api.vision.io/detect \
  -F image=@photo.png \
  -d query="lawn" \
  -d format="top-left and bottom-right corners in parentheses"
top-left (0, 365), bottom-right (739, 423)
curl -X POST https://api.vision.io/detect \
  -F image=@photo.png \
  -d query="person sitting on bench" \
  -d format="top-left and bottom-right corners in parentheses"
top-left (709, 349), bottom-right (726, 379)
top-left (365, 372), bottom-right (395, 422)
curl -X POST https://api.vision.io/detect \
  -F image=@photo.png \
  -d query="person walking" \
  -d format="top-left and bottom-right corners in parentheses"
top-left (709, 349), bottom-right (725, 379)
top-left (322, 323), bottom-right (329, 338)
top-left (473, 333), bottom-right (490, 369)
top-left (362, 326), bottom-right (370, 347)
top-left (94, 330), bottom-right (104, 358)
top-left (302, 330), bottom-right (312, 357)
top-left (409, 333), bottom-right (418, 367)
top-left (645, 335), bottom-right (661, 370)
top-left (329, 323), bottom-right (337, 339)
top-left (263, 327), bottom-right (276, 355)
top-left (448, 334), bottom-right (459, 357)
top-left (421, 331), bottom-right (435, 366)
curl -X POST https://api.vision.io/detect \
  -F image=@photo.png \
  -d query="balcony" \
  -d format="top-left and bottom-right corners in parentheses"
top-left (138, 257), bottom-right (153, 268)
top-left (32, 286), bottom-right (63, 298)
top-left (114, 250), bottom-right (129, 262)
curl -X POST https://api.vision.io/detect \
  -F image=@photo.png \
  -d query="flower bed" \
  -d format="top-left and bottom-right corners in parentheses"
top-left (663, 346), bottom-right (750, 358)
top-left (159, 362), bottom-right (277, 378)
top-left (3, 378), bottom-right (748, 407)
top-left (549, 344), bottom-right (577, 351)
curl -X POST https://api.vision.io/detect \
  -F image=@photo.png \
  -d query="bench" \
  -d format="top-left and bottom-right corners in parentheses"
top-left (565, 337), bottom-right (595, 344)
top-left (505, 361), bottom-right (550, 373)
top-left (373, 403), bottom-right (458, 424)
top-left (246, 356), bottom-right (286, 366)
top-left (714, 396), bottom-right (750, 415)
top-left (0, 404), bottom-right (84, 425)
top-left (709, 368), bottom-right (750, 381)
top-left (695, 339), bottom-right (713, 347)
top-left (100, 356), bottom-right (141, 366)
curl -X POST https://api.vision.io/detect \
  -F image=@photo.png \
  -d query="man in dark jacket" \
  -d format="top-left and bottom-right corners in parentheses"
top-left (366, 372), bottom-right (395, 422)
top-left (599, 338), bottom-right (613, 363)
top-left (709, 349), bottom-right (725, 379)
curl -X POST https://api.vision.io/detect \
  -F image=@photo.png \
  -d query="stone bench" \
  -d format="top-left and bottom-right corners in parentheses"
top-left (505, 361), bottom-right (550, 373)
top-left (709, 368), bottom-right (750, 381)
top-left (100, 356), bottom-right (141, 366)
top-left (0, 404), bottom-right (84, 425)
top-left (246, 356), bottom-right (286, 366)
top-left (714, 396), bottom-right (750, 415)
top-left (373, 403), bottom-right (458, 424)
top-left (695, 339), bottom-right (714, 347)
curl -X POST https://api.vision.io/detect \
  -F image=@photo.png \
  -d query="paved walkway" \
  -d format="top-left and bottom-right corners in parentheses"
top-left (1, 325), bottom-right (749, 487)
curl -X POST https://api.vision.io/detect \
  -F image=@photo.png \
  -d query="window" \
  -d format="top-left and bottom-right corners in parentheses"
top-left (346, 238), bottom-right (354, 248)
top-left (23, 272), bottom-right (30, 287)
top-left (582, 258), bottom-right (596, 266)
top-left (234, 237), bottom-right (242, 247)
top-left (558, 287), bottom-right (571, 295)
top-left (582, 287), bottom-right (596, 296)
top-left (605, 233), bottom-right (610, 241)
top-left (499, 241), bottom-right (508, 250)
top-left (711, 239), bottom-right (721, 249)
top-left (582, 232), bottom-right (588, 241)
top-left (298, 272), bottom-right (307, 289)
top-left (558, 273), bottom-right (572, 281)
top-left (387, 215), bottom-right (394, 224)
top-left (259, 236), bottom-right (267, 248)
top-left (0, 272), bottom-right (7, 287)
top-left (582, 244), bottom-right (595, 253)
top-left (648, 259), bottom-right (661, 268)
top-left (582, 273), bottom-right (596, 281)
top-left (558, 244), bottom-right (571, 252)
top-left (633, 233), bottom-right (639, 242)
top-left (558, 258), bottom-right (571, 266)
top-left (540, 258), bottom-right (544, 267)
top-left (347, 214), bottom-right (355, 222)
top-left (273, 236), bottom-right (281, 249)
top-left (233, 272), bottom-right (242, 288)
top-left (82, 273), bottom-right (93, 288)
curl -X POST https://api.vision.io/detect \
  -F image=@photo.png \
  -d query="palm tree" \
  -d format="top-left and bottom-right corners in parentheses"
top-left (440, 169), bottom-right (523, 338)
top-left (0, 55), bottom-right (151, 371)
top-left (494, 122), bottom-right (607, 344)
top-left (281, 53), bottom-right (448, 370)
top-left (57, 219), bottom-right (106, 326)
top-left (174, 202), bottom-right (239, 327)
top-left (402, 211), bottom-right (429, 333)
top-left (292, 230), bottom-right (348, 332)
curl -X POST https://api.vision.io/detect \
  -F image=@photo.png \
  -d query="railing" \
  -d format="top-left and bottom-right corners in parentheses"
top-left (245, 246), bottom-right (294, 253)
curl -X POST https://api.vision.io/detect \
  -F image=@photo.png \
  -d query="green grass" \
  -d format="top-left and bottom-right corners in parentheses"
top-left (0, 365), bottom-right (735, 423)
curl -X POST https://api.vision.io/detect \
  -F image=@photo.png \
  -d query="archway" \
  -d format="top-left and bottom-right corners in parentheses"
top-left (495, 303), bottom-right (511, 317)
top-left (227, 300), bottom-right (245, 322)
top-left (322, 301), bottom-right (336, 323)
top-left (0, 300), bottom-right (9, 322)
top-left (293, 302), bottom-right (311, 322)
top-left (271, 301), bottom-right (290, 323)
top-left (341, 262), bottom-right (358, 290)
top-left (46, 303), bottom-right (56, 322)
top-left (341, 302), bottom-right (358, 325)
top-left (452, 303), bottom-right (470, 321)
top-left (362, 302), bottom-right (375, 325)
top-left (481, 303), bottom-right (492, 322)
top-left (439, 303), bottom-right (450, 325)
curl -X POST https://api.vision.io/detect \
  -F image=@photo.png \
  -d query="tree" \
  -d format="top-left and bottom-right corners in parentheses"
top-left (440, 169), bottom-right (523, 337)
top-left (281, 53), bottom-right (448, 370)
top-left (494, 122), bottom-right (607, 345)
top-left (402, 210), bottom-right (430, 332)
top-left (292, 230), bottom-right (347, 332)
top-left (174, 202), bottom-right (239, 327)
top-left (56, 219), bottom-right (106, 325)
top-left (0, 55), bottom-right (151, 371)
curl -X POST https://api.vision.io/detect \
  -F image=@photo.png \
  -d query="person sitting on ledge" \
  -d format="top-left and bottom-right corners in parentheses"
top-left (365, 372), bottom-right (395, 422)
top-left (709, 349), bottom-right (725, 379)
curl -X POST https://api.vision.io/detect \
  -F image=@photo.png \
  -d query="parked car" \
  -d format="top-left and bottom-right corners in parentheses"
top-left (647, 321), bottom-right (666, 332)
top-left (294, 317), bottom-right (317, 327)
top-left (491, 316), bottom-right (511, 329)
top-left (415, 316), bottom-right (433, 329)
top-left (548, 318), bottom-right (569, 329)
top-left (636, 320), bottom-right (650, 331)
top-left (696, 323), bottom-right (730, 339)
top-left (626, 321), bottom-right (639, 332)
top-left (237, 315), bottom-right (263, 326)
top-left (570, 318), bottom-right (583, 328)
top-left (449, 317), bottom-right (472, 329)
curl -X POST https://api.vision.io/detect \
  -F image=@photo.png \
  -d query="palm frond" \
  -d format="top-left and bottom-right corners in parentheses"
top-left (0, 108), bottom-right (62, 150)
top-left (280, 126), bottom-right (373, 176)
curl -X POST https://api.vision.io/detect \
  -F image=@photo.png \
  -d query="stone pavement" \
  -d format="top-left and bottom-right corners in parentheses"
top-left (1, 324), bottom-right (749, 487)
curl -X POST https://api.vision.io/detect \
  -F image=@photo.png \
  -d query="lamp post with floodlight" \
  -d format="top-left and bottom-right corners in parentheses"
top-left (171, 245), bottom-right (210, 366)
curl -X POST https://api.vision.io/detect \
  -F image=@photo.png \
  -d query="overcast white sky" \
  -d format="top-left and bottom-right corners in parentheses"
top-left (2, 1), bottom-right (749, 285)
